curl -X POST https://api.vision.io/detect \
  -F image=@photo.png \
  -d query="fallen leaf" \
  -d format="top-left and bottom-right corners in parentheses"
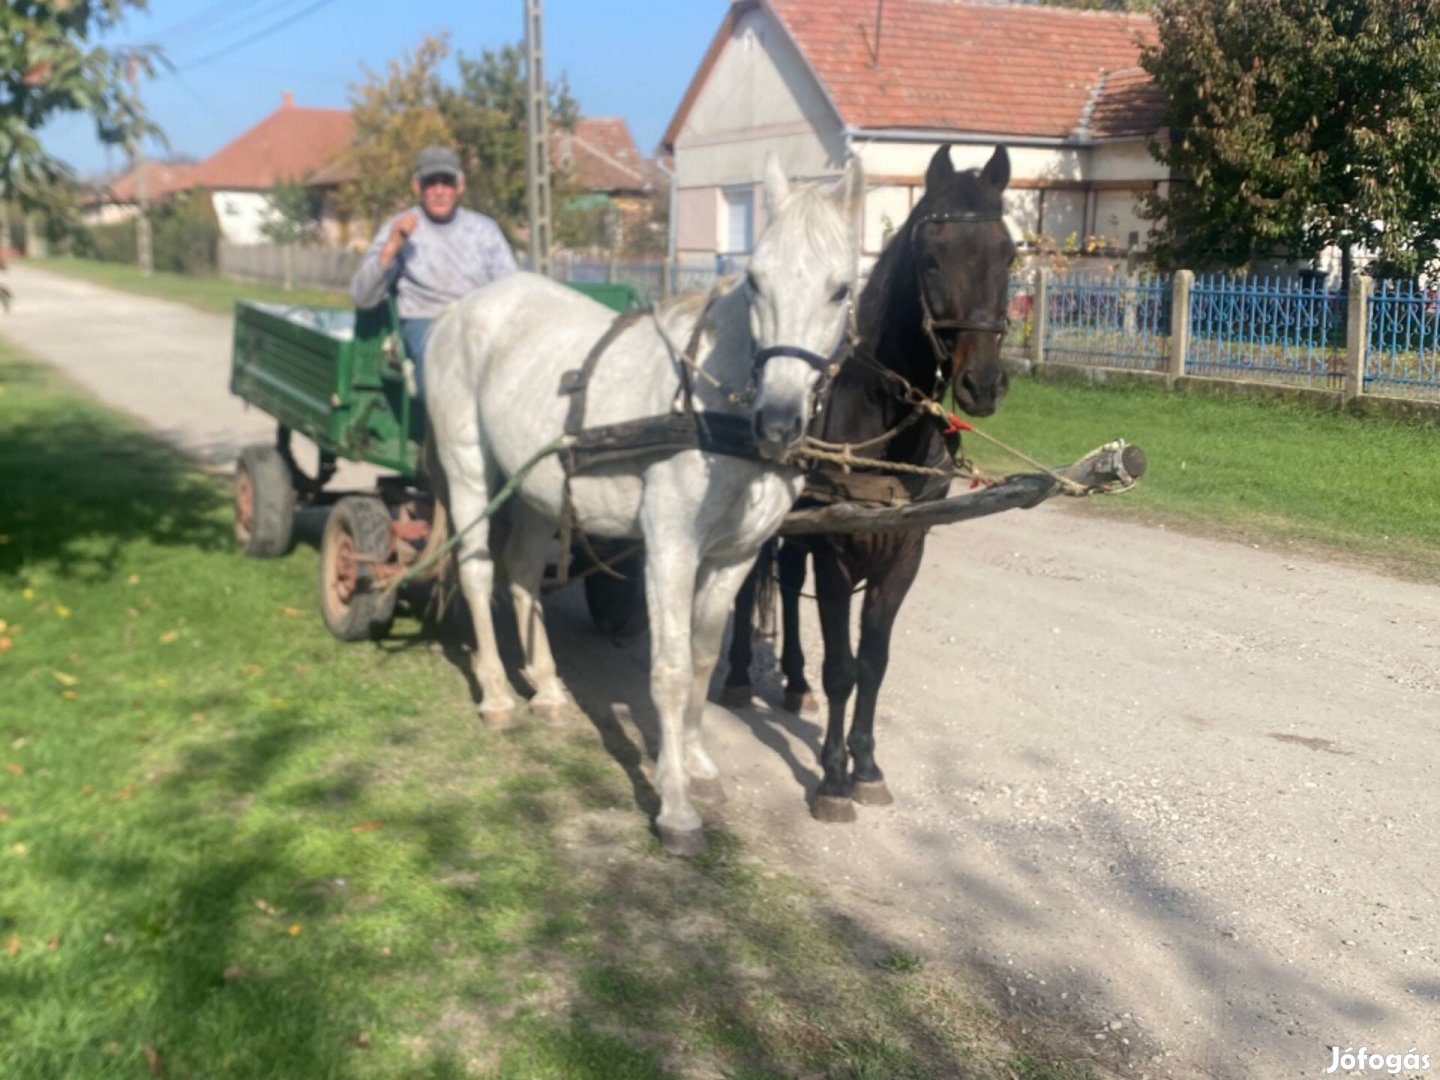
top-left (280, 606), bottom-right (302, 618)
top-left (68, 652), bottom-right (83, 665)
top-left (4, 763), bottom-right (22, 776)
top-left (10, 738), bottom-right (26, 750)
top-left (102, 932), bottom-right (116, 947)
top-left (126, 608), bottom-right (140, 620)
top-left (242, 664), bottom-right (264, 676)
top-left (268, 697), bottom-right (286, 707)
top-left (158, 630), bottom-right (179, 644)
top-left (0, 807), bottom-right (10, 822)
top-left (112, 785), bottom-right (134, 802)
top-left (143, 1045), bottom-right (166, 1077)
top-left (153, 677), bottom-right (169, 688)
top-left (102, 1042), bottom-right (120, 1055)
top-left (190, 712), bottom-right (205, 724)
top-left (349, 820), bottom-right (383, 833)
top-left (54, 604), bottom-right (71, 619)
top-left (0, 620), bottom-right (7, 633)
top-left (34, 603), bottom-right (48, 614)
top-left (11, 843), bottom-right (25, 855)
top-left (222, 965), bottom-right (247, 981)
top-left (0, 535), bottom-right (8, 545)
top-left (21, 588), bottom-right (33, 601)
top-left (0, 638), bottom-right (11, 653)
top-left (254, 899), bottom-right (277, 916)
top-left (353, 1032), bottom-right (372, 1049)
top-left (81, 784), bottom-right (95, 796)
top-left (127, 574), bottom-right (140, 586)
top-left (5, 937), bottom-right (19, 957)
top-left (61, 690), bottom-right (78, 701)
top-left (287, 924), bottom-right (302, 937)
top-left (52, 671), bottom-right (77, 687)
top-left (46, 937), bottom-right (60, 952)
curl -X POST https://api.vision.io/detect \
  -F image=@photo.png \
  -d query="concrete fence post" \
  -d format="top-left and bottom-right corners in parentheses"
top-left (661, 260), bottom-right (674, 300)
top-left (605, 255), bottom-right (618, 284)
top-left (1169, 269), bottom-right (1193, 383)
top-left (1345, 275), bottom-right (1372, 402)
top-left (1031, 266), bottom-right (1049, 368)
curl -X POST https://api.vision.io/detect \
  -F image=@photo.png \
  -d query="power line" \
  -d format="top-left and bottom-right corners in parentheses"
top-left (180, 0), bottom-right (344, 72)
top-left (146, 0), bottom-right (277, 45)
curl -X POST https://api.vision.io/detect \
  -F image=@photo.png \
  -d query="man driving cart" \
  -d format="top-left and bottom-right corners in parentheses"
top-left (349, 144), bottom-right (518, 400)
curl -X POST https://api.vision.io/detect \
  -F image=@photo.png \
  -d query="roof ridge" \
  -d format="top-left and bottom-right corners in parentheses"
top-left (1074, 67), bottom-right (1109, 141)
top-left (562, 130), bottom-right (650, 187)
top-left (924, 0), bottom-right (1153, 21)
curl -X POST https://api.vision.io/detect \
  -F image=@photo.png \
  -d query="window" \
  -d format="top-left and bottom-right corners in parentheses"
top-left (723, 188), bottom-right (754, 255)
top-left (224, 199), bottom-right (240, 217)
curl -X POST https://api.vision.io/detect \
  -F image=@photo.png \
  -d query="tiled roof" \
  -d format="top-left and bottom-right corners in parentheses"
top-left (670, 0), bottom-right (1161, 144)
top-left (103, 160), bottom-right (197, 203)
top-left (552, 117), bottom-right (658, 193)
top-left (1083, 65), bottom-right (1166, 139)
top-left (185, 96), bottom-right (354, 190)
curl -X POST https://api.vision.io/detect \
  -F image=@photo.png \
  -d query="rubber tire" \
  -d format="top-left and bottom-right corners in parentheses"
top-left (584, 548), bottom-right (647, 638)
top-left (319, 496), bottom-right (398, 642)
top-left (234, 444), bottom-right (295, 558)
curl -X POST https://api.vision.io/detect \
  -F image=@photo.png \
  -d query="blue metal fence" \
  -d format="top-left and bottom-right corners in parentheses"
top-left (1043, 272), bottom-right (1171, 372)
top-left (1187, 274), bottom-right (1346, 386)
top-left (1367, 280), bottom-right (1440, 400)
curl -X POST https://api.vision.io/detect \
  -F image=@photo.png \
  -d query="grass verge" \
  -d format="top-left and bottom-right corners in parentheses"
top-left (20, 256), bottom-right (348, 316)
top-left (967, 376), bottom-right (1440, 579)
top-left (0, 339), bottom-right (1091, 1079)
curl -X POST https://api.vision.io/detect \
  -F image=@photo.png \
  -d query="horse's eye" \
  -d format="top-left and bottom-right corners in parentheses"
top-left (745, 270), bottom-right (761, 294)
top-left (830, 283), bottom-right (852, 304)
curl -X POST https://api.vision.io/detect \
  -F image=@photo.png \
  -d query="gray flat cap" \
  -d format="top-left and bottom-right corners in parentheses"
top-left (415, 145), bottom-right (463, 181)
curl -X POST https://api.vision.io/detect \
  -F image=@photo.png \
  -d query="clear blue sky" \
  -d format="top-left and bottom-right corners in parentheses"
top-left (42, 0), bottom-right (729, 177)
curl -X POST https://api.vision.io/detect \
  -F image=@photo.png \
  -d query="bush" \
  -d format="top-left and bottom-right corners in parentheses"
top-left (77, 186), bottom-right (219, 274)
top-left (86, 220), bottom-right (138, 265)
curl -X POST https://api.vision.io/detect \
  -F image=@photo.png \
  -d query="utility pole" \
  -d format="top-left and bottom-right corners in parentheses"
top-left (524, 0), bottom-right (551, 277)
top-left (128, 54), bottom-right (153, 277)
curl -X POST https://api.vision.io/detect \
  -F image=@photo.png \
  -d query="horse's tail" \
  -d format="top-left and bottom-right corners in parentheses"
top-left (753, 537), bottom-right (779, 640)
top-left (417, 427), bottom-right (459, 620)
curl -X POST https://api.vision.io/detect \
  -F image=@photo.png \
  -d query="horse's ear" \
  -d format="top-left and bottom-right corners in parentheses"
top-left (925, 144), bottom-right (955, 192)
top-left (838, 155), bottom-right (866, 223)
top-left (980, 145), bottom-right (1011, 192)
top-left (763, 153), bottom-right (790, 212)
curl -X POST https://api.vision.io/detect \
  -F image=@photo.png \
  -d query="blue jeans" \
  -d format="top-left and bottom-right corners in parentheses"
top-left (400, 317), bottom-right (434, 401)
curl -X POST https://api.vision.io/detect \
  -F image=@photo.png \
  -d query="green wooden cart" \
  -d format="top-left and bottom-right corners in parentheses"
top-left (229, 282), bottom-right (647, 641)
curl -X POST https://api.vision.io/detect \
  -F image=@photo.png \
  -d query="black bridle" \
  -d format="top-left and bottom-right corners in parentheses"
top-left (911, 208), bottom-right (1010, 370)
top-left (748, 282), bottom-right (856, 416)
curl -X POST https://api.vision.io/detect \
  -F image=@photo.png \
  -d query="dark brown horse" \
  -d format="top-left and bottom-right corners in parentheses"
top-left (723, 144), bottom-right (1016, 821)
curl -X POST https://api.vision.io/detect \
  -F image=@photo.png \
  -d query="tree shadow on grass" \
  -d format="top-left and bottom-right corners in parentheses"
top-left (0, 356), bottom-right (229, 583)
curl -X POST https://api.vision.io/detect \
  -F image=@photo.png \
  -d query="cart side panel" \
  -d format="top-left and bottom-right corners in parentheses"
top-left (231, 302), bottom-right (349, 453)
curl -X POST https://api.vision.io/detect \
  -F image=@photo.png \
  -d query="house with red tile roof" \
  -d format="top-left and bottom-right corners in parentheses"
top-left (81, 160), bottom-right (199, 227)
top-left (188, 91), bottom-right (353, 245)
top-left (661, 0), bottom-right (1169, 267)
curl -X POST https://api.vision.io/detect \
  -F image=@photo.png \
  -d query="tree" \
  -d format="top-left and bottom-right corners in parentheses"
top-left (335, 34), bottom-right (454, 233)
top-left (1141, 0), bottom-right (1440, 281)
top-left (1, 1), bottom-right (159, 299)
top-left (439, 42), bottom-right (581, 240)
top-left (260, 174), bottom-right (321, 290)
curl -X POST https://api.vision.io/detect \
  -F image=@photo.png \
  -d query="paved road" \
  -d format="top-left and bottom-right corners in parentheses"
top-left (5, 263), bottom-right (1437, 1079)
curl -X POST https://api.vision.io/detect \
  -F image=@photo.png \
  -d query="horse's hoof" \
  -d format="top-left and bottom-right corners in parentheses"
top-left (688, 776), bottom-right (727, 805)
top-left (811, 794), bottom-right (857, 823)
top-left (479, 704), bottom-right (516, 731)
top-left (718, 684), bottom-right (752, 708)
top-left (658, 824), bottom-right (708, 857)
top-left (852, 780), bottom-right (894, 806)
top-left (784, 690), bottom-right (818, 715)
top-left (530, 699), bottom-right (568, 724)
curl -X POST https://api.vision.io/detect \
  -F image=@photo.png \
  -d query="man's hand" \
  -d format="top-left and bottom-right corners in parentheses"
top-left (379, 211), bottom-right (419, 268)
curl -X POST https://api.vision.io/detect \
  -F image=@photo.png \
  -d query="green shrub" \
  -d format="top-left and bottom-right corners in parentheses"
top-left (86, 219), bottom-right (138, 264)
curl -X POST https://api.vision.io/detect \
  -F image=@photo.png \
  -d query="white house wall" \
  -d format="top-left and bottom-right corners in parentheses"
top-left (673, 4), bottom-right (845, 262)
top-left (1089, 140), bottom-right (1168, 183)
top-left (211, 190), bottom-right (277, 246)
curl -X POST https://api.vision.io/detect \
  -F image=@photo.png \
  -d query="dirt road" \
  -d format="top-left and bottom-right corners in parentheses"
top-left (6, 263), bottom-right (1437, 1079)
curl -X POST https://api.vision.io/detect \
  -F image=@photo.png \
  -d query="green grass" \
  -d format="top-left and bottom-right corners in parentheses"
top-left (0, 340), bottom-right (1091, 1079)
top-left (23, 256), bottom-right (348, 315)
top-left (967, 375), bottom-right (1440, 578)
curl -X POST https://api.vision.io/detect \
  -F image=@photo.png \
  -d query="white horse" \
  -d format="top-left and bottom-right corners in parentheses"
top-left (425, 156), bottom-right (864, 855)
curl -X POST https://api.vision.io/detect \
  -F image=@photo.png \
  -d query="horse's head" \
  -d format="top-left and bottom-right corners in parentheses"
top-left (747, 154), bottom-right (863, 459)
top-left (910, 145), bottom-right (1016, 417)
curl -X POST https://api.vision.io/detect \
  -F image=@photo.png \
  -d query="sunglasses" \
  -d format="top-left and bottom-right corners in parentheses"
top-left (420, 174), bottom-right (459, 190)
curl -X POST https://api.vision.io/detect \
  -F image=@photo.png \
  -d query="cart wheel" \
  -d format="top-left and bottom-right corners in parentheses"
top-left (584, 548), bottom-right (647, 638)
top-left (319, 496), bottom-right (398, 641)
top-left (234, 444), bottom-right (295, 558)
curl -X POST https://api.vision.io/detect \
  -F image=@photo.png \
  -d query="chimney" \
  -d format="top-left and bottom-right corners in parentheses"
top-left (282, 90), bottom-right (294, 108)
